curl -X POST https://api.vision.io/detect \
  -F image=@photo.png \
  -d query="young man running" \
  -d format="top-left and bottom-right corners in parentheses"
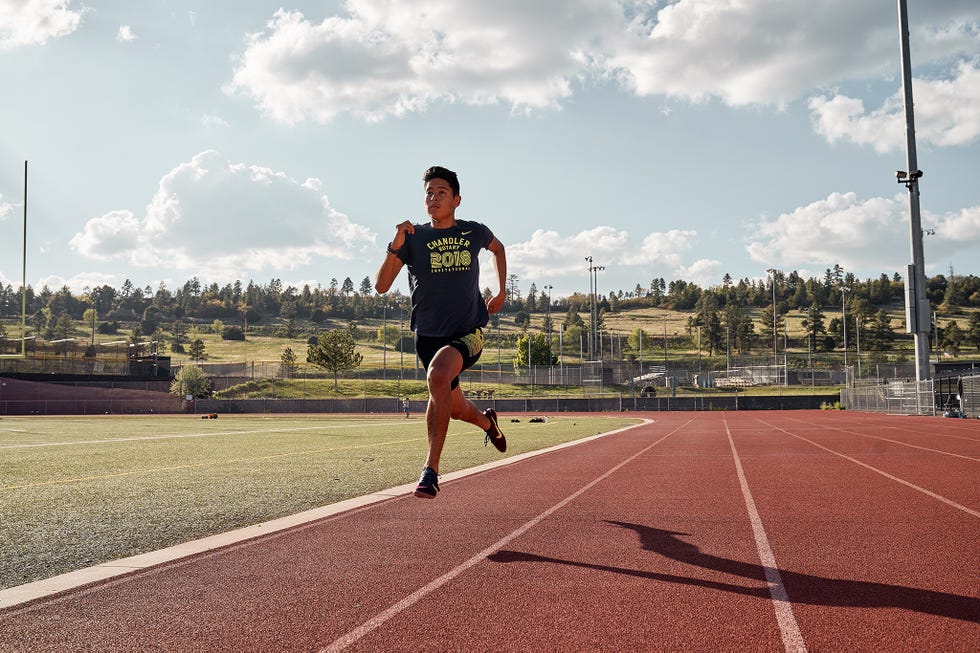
top-left (375, 166), bottom-right (507, 498)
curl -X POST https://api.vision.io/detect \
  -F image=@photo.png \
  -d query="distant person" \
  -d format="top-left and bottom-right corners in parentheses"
top-left (403, 397), bottom-right (410, 418)
top-left (375, 165), bottom-right (508, 498)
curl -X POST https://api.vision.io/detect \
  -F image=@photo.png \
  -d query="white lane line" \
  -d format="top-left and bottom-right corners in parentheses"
top-left (321, 419), bottom-right (685, 652)
top-left (760, 420), bottom-right (980, 519)
top-left (724, 416), bottom-right (807, 653)
top-left (0, 421), bottom-right (398, 450)
top-left (793, 422), bottom-right (980, 462)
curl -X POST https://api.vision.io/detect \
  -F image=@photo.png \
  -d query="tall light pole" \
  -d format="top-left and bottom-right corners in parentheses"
top-left (842, 276), bottom-right (848, 374)
top-left (544, 284), bottom-right (553, 359)
top-left (767, 269), bottom-right (778, 374)
top-left (585, 258), bottom-right (604, 360)
top-left (585, 257), bottom-right (594, 359)
top-left (382, 302), bottom-right (388, 380)
top-left (897, 0), bottom-right (931, 383)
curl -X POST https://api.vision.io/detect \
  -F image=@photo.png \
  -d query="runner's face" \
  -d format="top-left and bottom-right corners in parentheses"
top-left (424, 178), bottom-right (460, 226)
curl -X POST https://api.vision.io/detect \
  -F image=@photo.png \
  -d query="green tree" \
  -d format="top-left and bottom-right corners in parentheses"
top-left (129, 324), bottom-right (144, 358)
top-left (359, 276), bottom-right (373, 295)
top-left (171, 320), bottom-right (187, 346)
top-left (377, 324), bottom-right (400, 347)
top-left (759, 304), bottom-right (785, 356)
top-left (801, 303), bottom-right (828, 352)
top-left (940, 321), bottom-right (964, 357)
top-left (307, 329), bottom-right (363, 390)
top-left (563, 324), bottom-right (584, 356)
top-left (626, 328), bottom-right (650, 354)
top-left (151, 327), bottom-right (168, 354)
top-left (704, 310), bottom-right (723, 356)
top-left (82, 307), bottom-right (98, 346)
top-left (280, 347), bottom-right (298, 378)
top-left (967, 312), bottom-right (980, 351)
top-left (514, 332), bottom-right (557, 368)
top-left (514, 310), bottom-right (531, 330)
top-left (723, 304), bottom-right (754, 354)
top-left (864, 310), bottom-right (896, 356)
top-left (563, 307), bottom-right (584, 329)
top-left (221, 325), bottom-right (245, 341)
top-left (188, 338), bottom-right (207, 361)
top-left (170, 364), bottom-right (211, 398)
top-left (341, 277), bottom-right (355, 296)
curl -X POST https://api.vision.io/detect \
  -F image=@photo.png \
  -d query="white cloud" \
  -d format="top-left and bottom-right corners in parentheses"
top-left (809, 58), bottom-right (980, 153)
top-left (116, 25), bottom-right (136, 43)
top-left (505, 225), bottom-right (708, 289)
top-left (676, 258), bottom-right (723, 287)
top-left (69, 209), bottom-right (143, 260)
top-left (226, 1), bottom-right (979, 126)
top-left (0, 193), bottom-right (13, 220)
top-left (626, 230), bottom-right (698, 267)
top-left (745, 191), bottom-right (980, 275)
top-left (0, 0), bottom-right (84, 49)
top-left (226, 3), bottom-right (620, 124)
top-left (608, 1), bottom-right (979, 108)
top-left (745, 192), bottom-right (907, 271)
top-left (37, 271), bottom-right (119, 293)
top-left (200, 113), bottom-right (230, 128)
top-left (70, 151), bottom-right (376, 282)
top-left (930, 204), bottom-right (980, 270)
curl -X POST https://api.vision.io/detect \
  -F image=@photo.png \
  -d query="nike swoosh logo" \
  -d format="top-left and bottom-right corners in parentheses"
top-left (461, 230), bottom-right (472, 235)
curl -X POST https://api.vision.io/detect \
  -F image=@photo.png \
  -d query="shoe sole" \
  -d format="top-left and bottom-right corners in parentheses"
top-left (414, 488), bottom-right (438, 499)
top-left (485, 410), bottom-right (506, 452)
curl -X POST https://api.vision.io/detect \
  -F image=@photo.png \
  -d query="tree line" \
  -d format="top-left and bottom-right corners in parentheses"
top-left (1, 266), bottom-right (979, 357)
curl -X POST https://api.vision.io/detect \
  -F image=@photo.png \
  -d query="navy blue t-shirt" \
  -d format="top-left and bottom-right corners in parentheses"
top-left (394, 219), bottom-right (494, 338)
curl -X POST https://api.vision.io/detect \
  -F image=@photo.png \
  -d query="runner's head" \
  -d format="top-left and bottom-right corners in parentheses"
top-left (423, 166), bottom-right (459, 197)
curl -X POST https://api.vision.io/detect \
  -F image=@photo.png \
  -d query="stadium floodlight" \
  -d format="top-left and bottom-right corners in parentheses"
top-left (896, 169), bottom-right (923, 188)
top-left (897, 0), bottom-right (931, 383)
top-left (1, 161), bottom-right (28, 359)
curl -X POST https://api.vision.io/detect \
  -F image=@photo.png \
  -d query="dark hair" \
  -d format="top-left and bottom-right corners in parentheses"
top-left (423, 166), bottom-right (460, 196)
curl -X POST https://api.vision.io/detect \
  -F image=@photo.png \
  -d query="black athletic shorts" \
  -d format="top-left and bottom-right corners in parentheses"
top-left (415, 327), bottom-right (485, 391)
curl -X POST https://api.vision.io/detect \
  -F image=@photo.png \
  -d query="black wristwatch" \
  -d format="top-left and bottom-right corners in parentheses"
top-left (386, 243), bottom-right (399, 256)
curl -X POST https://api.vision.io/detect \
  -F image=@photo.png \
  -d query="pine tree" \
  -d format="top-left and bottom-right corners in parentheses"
top-left (307, 329), bottom-right (363, 390)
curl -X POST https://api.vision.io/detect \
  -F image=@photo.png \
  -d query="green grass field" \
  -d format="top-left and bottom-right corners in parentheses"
top-left (0, 413), bottom-right (638, 590)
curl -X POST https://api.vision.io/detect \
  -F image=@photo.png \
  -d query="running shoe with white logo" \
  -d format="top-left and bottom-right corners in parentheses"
top-left (414, 466), bottom-right (440, 498)
top-left (483, 408), bottom-right (506, 452)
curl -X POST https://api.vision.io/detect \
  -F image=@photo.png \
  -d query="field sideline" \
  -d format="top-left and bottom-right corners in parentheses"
top-left (0, 413), bottom-right (638, 591)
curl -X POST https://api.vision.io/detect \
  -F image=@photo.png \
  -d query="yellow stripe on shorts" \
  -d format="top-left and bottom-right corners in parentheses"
top-left (459, 328), bottom-right (484, 358)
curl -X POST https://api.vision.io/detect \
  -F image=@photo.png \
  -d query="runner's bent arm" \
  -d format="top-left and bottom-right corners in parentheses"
top-left (486, 237), bottom-right (507, 314)
top-left (375, 221), bottom-right (414, 293)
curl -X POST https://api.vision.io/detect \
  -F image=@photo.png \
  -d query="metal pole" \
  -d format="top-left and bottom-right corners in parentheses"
top-left (585, 257), bottom-right (594, 359)
top-left (21, 161), bottom-right (28, 357)
top-left (842, 283), bottom-right (848, 373)
top-left (897, 0), bottom-right (931, 382)
top-left (544, 284), bottom-right (553, 373)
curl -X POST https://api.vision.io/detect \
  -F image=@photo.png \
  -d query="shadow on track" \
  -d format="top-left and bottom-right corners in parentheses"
top-left (489, 521), bottom-right (980, 623)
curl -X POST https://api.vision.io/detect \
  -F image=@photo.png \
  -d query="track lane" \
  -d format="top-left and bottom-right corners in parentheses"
top-left (0, 411), bottom-right (976, 652)
top-left (727, 412), bottom-right (979, 651)
top-left (343, 413), bottom-right (793, 651)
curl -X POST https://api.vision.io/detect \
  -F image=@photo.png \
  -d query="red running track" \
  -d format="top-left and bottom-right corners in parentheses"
top-left (1, 411), bottom-right (978, 651)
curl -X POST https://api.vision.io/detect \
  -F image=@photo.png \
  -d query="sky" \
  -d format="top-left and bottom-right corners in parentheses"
top-left (0, 0), bottom-right (978, 302)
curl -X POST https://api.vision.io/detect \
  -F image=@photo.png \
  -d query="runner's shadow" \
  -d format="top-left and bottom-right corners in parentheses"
top-left (488, 521), bottom-right (980, 623)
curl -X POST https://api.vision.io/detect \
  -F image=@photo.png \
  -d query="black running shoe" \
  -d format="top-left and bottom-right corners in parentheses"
top-left (414, 466), bottom-right (440, 498)
top-left (483, 408), bottom-right (506, 452)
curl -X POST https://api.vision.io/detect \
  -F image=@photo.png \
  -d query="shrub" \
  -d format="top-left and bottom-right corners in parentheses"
top-left (222, 325), bottom-right (245, 341)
